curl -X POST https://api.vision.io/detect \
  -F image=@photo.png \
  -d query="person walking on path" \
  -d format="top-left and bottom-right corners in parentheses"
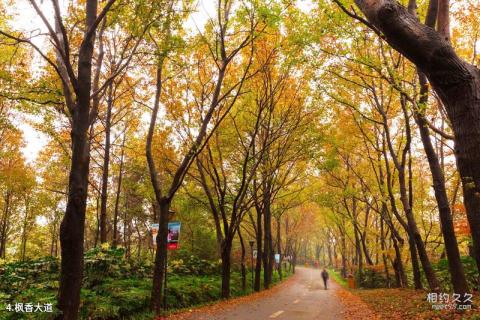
top-left (321, 268), bottom-right (329, 290)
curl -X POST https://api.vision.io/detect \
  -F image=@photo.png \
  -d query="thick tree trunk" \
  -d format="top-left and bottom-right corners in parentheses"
top-left (263, 191), bottom-right (273, 289)
top-left (57, 9), bottom-right (98, 317)
top-left (220, 239), bottom-right (233, 298)
top-left (57, 96), bottom-right (91, 320)
top-left (151, 200), bottom-right (170, 313)
top-left (354, 0), bottom-right (480, 275)
top-left (54, 0), bottom-right (113, 316)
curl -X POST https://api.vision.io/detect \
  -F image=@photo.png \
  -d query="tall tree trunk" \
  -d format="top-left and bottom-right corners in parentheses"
top-left (112, 131), bottom-right (126, 247)
top-left (220, 238), bottom-right (233, 298)
top-left (255, 205), bottom-right (263, 291)
top-left (292, 252), bottom-right (297, 273)
top-left (327, 242), bottom-right (333, 267)
top-left (341, 232), bottom-right (347, 278)
top-left (333, 241), bottom-right (337, 269)
top-left (57, 87), bottom-right (91, 320)
top-left (20, 196), bottom-right (30, 261)
top-left (276, 216), bottom-right (282, 280)
top-left (380, 217), bottom-right (390, 287)
top-left (57, 0), bottom-right (98, 315)
top-left (391, 236), bottom-right (403, 288)
top-left (146, 60), bottom-right (167, 314)
top-left (0, 191), bottom-right (11, 259)
top-left (55, 0), bottom-right (116, 316)
top-left (99, 83), bottom-right (113, 243)
top-left (94, 196), bottom-right (100, 247)
top-left (354, 225), bottom-right (363, 273)
top-left (151, 200), bottom-right (170, 312)
top-left (238, 228), bottom-right (247, 291)
top-left (263, 188), bottom-right (273, 289)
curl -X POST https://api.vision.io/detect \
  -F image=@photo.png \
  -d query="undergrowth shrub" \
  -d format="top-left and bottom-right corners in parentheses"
top-left (355, 265), bottom-right (388, 288)
top-left (433, 256), bottom-right (479, 292)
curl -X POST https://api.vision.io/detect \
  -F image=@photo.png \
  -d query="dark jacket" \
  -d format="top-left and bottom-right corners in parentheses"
top-left (321, 270), bottom-right (329, 280)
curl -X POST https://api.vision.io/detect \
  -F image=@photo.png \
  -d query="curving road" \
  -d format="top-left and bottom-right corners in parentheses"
top-left (178, 267), bottom-right (343, 320)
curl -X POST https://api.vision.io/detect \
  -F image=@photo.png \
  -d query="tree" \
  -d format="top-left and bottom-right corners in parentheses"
top-left (146, 0), bottom-right (257, 312)
top-left (350, 0), bottom-right (480, 276)
top-left (0, 0), bottom-right (154, 317)
top-left (194, 95), bottom-right (266, 298)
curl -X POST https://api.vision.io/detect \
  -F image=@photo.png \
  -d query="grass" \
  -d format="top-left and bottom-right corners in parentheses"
top-left (0, 267), bottom-right (293, 319)
top-left (328, 268), bottom-right (348, 288)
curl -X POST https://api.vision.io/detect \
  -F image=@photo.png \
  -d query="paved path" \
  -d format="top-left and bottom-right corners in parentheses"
top-left (178, 267), bottom-right (343, 320)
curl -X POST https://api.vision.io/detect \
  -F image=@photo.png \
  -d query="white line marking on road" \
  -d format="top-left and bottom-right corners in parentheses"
top-left (293, 299), bottom-right (300, 304)
top-left (269, 310), bottom-right (284, 318)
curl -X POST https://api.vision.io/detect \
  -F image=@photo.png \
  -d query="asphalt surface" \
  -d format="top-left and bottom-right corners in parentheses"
top-left (181, 267), bottom-right (343, 320)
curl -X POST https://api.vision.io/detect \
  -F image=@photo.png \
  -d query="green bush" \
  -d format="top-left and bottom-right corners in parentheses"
top-left (433, 256), bottom-right (479, 291)
top-left (166, 275), bottom-right (220, 308)
top-left (355, 267), bottom-right (388, 288)
top-left (83, 245), bottom-right (152, 288)
top-left (0, 256), bottom-right (59, 298)
top-left (0, 247), bottom-right (292, 319)
top-left (169, 255), bottom-right (220, 276)
top-left (80, 278), bottom-right (152, 319)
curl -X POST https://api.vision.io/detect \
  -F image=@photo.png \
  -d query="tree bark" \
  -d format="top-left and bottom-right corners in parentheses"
top-left (327, 242), bottom-right (332, 267)
top-left (254, 204), bottom-right (263, 291)
top-left (112, 128), bottom-right (126, 247)
top-left (276, 216), bottom-right (282, 280)
top-left (341, 231), bottom-right (347, 278)
top-left (56, 0), bottom-right (101, 316)
top-left (99, 82), bottom-right (113, 244)
top-left (220, 238), bottom-right (233, 298)
top-left (151, 200), bottom-right (170, 313)
top-left (263, 189), bottom-right (273, 289)
top-left (20, 196), bottom-right (31, 261)
top-left (380, 217), bottom-right (390, 287)
top-left (353, 223), bottom-right (363, 273)
top-left (0, 191), bottom-right (11, 259)
top-left (238, 228), bottom-right (247, 291)
top-left (437, 0), bottom-right (450, 42)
